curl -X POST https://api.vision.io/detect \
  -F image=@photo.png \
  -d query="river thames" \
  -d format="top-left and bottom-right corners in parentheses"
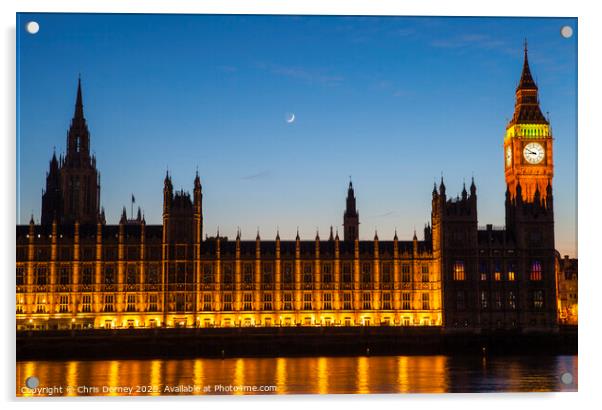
top-left (16, 355), bottom-right (577, 396)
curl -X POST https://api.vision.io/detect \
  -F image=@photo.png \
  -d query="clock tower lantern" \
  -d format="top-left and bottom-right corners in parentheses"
top-left (504, 42), bottom-right (554, 202)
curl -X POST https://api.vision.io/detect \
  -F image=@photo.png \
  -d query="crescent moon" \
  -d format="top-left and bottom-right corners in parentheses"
top-left (286, 113), bottom-right (295, 123)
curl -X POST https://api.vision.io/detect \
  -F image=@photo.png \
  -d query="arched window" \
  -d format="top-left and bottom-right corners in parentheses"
top-left (34, 266), bottom-right (48, 285)
top-left (361, 262), bottom-right (372, 283)
top-left (530, 261), bottom-right (542, 281)
top-left (453, 261), bottom-right (465, 281)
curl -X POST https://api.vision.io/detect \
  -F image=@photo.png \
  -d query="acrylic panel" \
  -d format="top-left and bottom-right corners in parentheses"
top-left (15, 13), bottom-right (577, 396)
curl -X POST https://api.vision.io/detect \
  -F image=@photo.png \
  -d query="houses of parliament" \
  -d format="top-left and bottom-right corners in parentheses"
top-left (16, 47), bottom-right (578, 332)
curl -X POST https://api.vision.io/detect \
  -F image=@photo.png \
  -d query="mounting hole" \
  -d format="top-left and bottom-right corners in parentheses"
top-left (560, 26), bottom-right (573, 39)
top-left (560, 372), bottom-right (573, 385)
top-left (26, 21), bottom-right (40, 34)
top-left (25, 376), bottom-right (40, 389)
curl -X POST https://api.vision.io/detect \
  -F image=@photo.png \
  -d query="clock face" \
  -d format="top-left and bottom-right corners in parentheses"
top-left (506, 146), bottom-right (512, 167)
top-left (523, 142), bottom-right (545, 164)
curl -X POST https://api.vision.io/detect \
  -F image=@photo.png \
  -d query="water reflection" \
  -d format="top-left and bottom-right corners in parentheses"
top-left (16, 355), bottom-right (577, 396)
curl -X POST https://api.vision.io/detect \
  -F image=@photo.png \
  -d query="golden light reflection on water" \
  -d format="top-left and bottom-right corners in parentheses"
top-left (397, 356), bottom-right (409, 393)
top-left (232, 358), bottom-right (245, 395)
top-left (20, 362), bottom-right (35, 397)
top-left (16, 355), bottom-right (577, 396)
top-left (193, 359), bottom-right (203, 389)
top-left (275, 357), bottom-right (287, 394)
top-left (356, 357), bottom-right (369, 394)
top-left (150, 360), bottom-right (162, 396)
top-left (317, 357), bottom-right (328, 394)
top-left (65, 361), bottom-right (78, 396)
top-left (108, 360), bottom-right (119, 396)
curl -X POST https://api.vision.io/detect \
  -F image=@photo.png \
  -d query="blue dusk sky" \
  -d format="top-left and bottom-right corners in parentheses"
top-left (16, 14), bottom-right (577, 257)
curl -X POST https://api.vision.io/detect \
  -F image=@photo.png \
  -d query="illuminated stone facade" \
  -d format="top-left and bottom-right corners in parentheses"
top-left (16, 46), bottom-right (572, 331)
top-left (16, 212), bottom-right (442, 330)
top-left (556, 253), bottom-right (578, 325)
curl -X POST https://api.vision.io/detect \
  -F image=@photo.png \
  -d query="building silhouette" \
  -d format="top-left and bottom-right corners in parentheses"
top-left (41, 78), bottom-right (101, 226)
top-left (16, 46), bottom-right (575, 331)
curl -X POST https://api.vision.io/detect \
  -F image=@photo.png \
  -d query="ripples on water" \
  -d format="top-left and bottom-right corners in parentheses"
top-left (16, 355), bottom-right (577, 396)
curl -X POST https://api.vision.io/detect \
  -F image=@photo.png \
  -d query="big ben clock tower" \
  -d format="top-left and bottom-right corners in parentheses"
top-left (504, 43), bottom-right (554, 202)
top-left (504, 42), bottom-right (557, 330)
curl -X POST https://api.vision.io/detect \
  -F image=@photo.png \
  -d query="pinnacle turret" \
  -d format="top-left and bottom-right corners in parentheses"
top-left (66, 77), bottom-right (91, 161)
top-left (439, 176), bottom-right (446, 196)
top-left (509, 41), bottom-right (548, 125)
top-left (343, 179), bottom-right (359, 241)
top-left (74, 76), bottom-right (84, 120)
top-left (517, 40), bottom-right (538, 91)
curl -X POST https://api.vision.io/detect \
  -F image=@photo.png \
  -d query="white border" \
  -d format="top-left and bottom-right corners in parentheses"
top-left (2, 1), bottom-right (601, 409)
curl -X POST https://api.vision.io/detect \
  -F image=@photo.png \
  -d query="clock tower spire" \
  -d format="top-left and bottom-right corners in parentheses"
top-left (504, 41), bottom-right (554, 202)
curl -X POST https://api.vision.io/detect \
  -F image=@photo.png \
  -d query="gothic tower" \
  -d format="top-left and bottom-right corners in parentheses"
top-left (504, 42), bottom-right (554, 202)
top-left (41, 78), bottom-right (100, 225)
top-left (162, 172), bottom-right (196, 244)
top-left (193, 171), bottom-right (203, 244)
top-left (504, 43), bottom-right (557, 329)
top-left (432, 177), bottom-right (479, 328)
top-left (504, 44), bottom-right (555, 245)
top-left (41, 78), bottom-right (101, 225)
top-left (343, 180), bottom-right (359, 241)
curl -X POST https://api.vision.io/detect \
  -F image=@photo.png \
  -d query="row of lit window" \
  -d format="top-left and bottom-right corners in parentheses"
top-left (452, 261), bottom-right (543, 281)
top-left (17, 292), bottom-right (432, 314)
top-left (17, 246), bottom-right (161, 261)
top-left (17, 262), bottom-right (432, 286)
top-left (453, 289), bottom-right (544, 311)
top-left (19, 317), bottom-right (439, 329)
top-left (18, 261), bottom-right (430, 276)
top-left (18, 244), bottom-right (437, 262)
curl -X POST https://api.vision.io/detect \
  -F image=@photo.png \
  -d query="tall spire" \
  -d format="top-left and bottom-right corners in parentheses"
top-left (343, 179), bottom-right (359, 241)
top-left (194, 169), bottom-right (201, 188)
top-left (517, 39), bottom-right (538, 91)
top-left (510, 41), bottom-right (548, 125)
top-left (52, 76), bottom-right (99, 225)
top-left (74, 75), bottom-right (84, 121)
top-left (66, 76), bottom-right (91, 161)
